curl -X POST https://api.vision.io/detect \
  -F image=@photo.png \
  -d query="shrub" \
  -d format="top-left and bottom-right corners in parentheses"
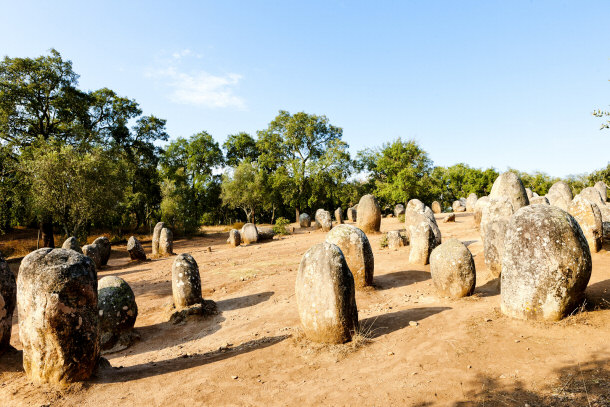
top-left (398, 214), bottom-right (405, 223)
top-left (273, 217), bottom-right (291, 235)
top-left (380, 233), bottom-right (388, 249)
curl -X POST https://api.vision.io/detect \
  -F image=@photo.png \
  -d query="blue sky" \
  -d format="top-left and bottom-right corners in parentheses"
top-left (1, 1), bottom-right (609, 177)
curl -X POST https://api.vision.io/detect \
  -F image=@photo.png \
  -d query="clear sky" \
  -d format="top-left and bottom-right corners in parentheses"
top-left (1, 1), bottom-right (609, 177)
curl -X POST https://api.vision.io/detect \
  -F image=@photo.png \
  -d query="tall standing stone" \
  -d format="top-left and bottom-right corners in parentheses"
top-left (17, 248), bottom-right (99, 384)
top-left (501, 205), bottom-right (591, 321)
top-left (127, 236), bottom-right (147, 261)
top-left (546, 181), bottom-right (573, 211)
top-left (408, 213), bottom-right (439, 265)
top-left (481, 197), bottom-right (514, 277)
top-left (489, 171), bottom-right (529, 210)
top-left (580, 187), bottom-right (605, 207)
top-left (295, 242), bottom-right (358, 344)
top-left (315, 209), bottom-right (333, 232)
top-left (473, 196), bottom-right (490, 229)
top-left (299, 213), bottom-right (311, 227)
top-left (98, 276), bottom-right (138, 350)
top-left (525, 188), bottom-right (534, 199)
top-left (241, 223), bottom-right (259, 244)
top-left (61, 237), bottom-right (82, 254)
top-left (82, 244), bottom-right (102, 270)
top-left (152, 221), bottom-right (166, 257)
top-left (430, 239), bottom-right (476, 298)
top-left (158, 227), bottom-right (174, 256)
top-left (466, 193), bottom-right (478, 212)
top-left (594, 181), bottom-right (608, 203)
top-left (335, 207), bottom-right (344, 224)
top-left (431, 201), bottom-right (442, 214)
top-left (172, 254), bottom-right (203, 308)
top-left (93, 236), bottom-right (111, 266)
top-left (356, 194), bottom-right (381, 233)
top-left (568, 195), bottom-right (603, 253)
top-left (346, 207), bottom-right (357, 222)
top-left (0, 254), bottom-right (16, 352)
top-left (325, 224), bottom-right (374, 288)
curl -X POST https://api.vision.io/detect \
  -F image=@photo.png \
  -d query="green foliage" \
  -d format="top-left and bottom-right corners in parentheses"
top-left (379, 233), bottom-right (388, 249)
top-left (398, 213), bottom-right (405, 223)
top-left (508, 169), bottom-right (558, 196)
top-left (593, 108), bottom-right (610, 130)
top-left (273, 217), bottom-right (291, 235)
top-left (223, 132), bottom-right (259, 166)
top-left (430, 164), bottom-right (498, 208)
top-left (221, 161), bottom-right (270, 223)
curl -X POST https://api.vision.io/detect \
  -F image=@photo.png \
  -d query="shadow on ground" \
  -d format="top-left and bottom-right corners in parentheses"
top-left (374, 270), bottom-right (430, 291)
top-left (216, 291), bottom-right (274, 312)
top-left (360, 306), bottom-right (450, 338)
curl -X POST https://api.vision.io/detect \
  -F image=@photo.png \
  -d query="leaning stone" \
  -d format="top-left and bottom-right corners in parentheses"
top-left (335, 208), bottom-right (344, 224)
top-left (241, 223), bottom-right (259, 244)
top-left (501, 205), bottom-right (591, 321)
top-left (93, 236), bottom-right (111, 266)
top-left (299, 213), bottom-right (311, 228)
top-left (127, 236), bottom-right (147, 261)
top-left (17, 248), bottom-right (98, 384)
top-left (356, 194), bottom-right (381, 233)
top-left (82, 244), bottom-right (102, 270)
top-left (346, 207), bottom-right (357, 222)
top-left (227, 229), bottom-right (241, 247)
top-left (152, 221), bottom-right (166, 257)
top-left (98, 276), bottom-right (138, 351)
top-left (546, 181), bottom-right (573, 211)
top-left (443, 213), bottom-right (456, 223)
top-left (466, 193), bottom-right (478, 212)
top-left (61, 237), bottom-right (82, 254)
top-left (568, 195), bottom-right (603, 253)
top-left (172, 254), bottom-right (203, 309)
top-left (594, 181), bottom-right (608, 203)
top-left (0, 254), bottom-right (16, 352)
top-left (159, 228), bottom-right (174, 256)
top-left (473, 196), bottom-right (490, 229)
top-left (525, 188), bottom-right (534, 199)
top-left (431, 201), bottom-right (442, 214)
top-left (315, 209), bottom-right (333, 232)
top-left (408, 213), bottom-right (439, 265)
top-left (295, 242), bottom-right (358, 344)
top-left (325, 225), bottom-right (374, 288)
top-left (489, 171), bottom-right (529, 210)
top-left (530, 196), bottom-right (550, 205)
top-left (481, 197), bottom-right (514, 278)
top-left (394, 204), bottom-right (405, 218)
top-left (430, 239), bottom-right (476, 298)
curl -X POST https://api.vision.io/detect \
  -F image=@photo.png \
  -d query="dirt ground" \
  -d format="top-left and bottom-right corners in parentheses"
top-left (1, 213), bottom-right (609, 406)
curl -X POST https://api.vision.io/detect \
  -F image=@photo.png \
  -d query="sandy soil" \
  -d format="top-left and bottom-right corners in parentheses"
top-left (1, 214), bottom-right (609, 406)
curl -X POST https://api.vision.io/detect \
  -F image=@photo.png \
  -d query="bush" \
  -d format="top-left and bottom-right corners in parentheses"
top-left (380, 233), bottom-right (388, 249)
top-left (398, 214), bottom-right (405, 223)
top-left (273, 217), bottom-right (291, 235)
top-left (232, 221), bottom-right (245, 230)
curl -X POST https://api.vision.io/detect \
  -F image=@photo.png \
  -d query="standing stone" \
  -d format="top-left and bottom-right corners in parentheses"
top-left (466, 193), bottom-right (478, 212)
top-left (98, 276), bottom-right (138, 350)
top-left (158, 228), bottom-right (174, 256)
top-left (335, 207), bottom-right (344, 224)
top-left (443, 213), bottom-right (456, 223)
top-left (241, 223), bottom-right (259, 244)
top-left (299, 213), bottom-right (311, 227)
top-left (406, 201), bottom-right (441, 246)
top-left (126, 236), bottom-right (147, 261)
top-left (227, 229), bottom-right (241, 247)
top-left (386, 230), bottom-right (404, 250)
top-left (93, 236), bottom-right (111, 266)
top-left (530, 196), bottom-right (550, 205)
top-left (61, 237), bottom-right (82, 254)
top-left (594, 181), bottom-right (608, 203)
top-left (346, 207), bottom-right (357, 222)
top-left (325, 224), bottom-right (374, 288)
top-left (172, 254), bottom-right (203, 308)
top-left (356, 195), bottom-right (381, 233)
top-left (431, 201), bottom-right (442, 214)
top-left (473, 196), bottom-right (490, 229)
top-left (394, 204), bottom-right (405, 218)
top-left (257, 227), bottom-right (275, 240)
top-left (580, 187), bottom-right (605, 207)
top-left (82, 244), bottom-right (102, 270)
top-left (546, 181), bottom-right (573, 211)
top-left (315, 209), bottom-right (333, 232)
top-left (430, 239), bottom-right (476, 298)
top-left (489, 171), bottom-right (529, 210)
top-left (481, 197), bottom-right (514, 278)
top-left (0, 254), bottom-right (16, 352)
top-left (501, 205), bottom-right (592, 321)
top-left (452, 200), bottom-right (466, 212)
top-left (407, 198), bottom-right (425, 214)
top-left (17, 248), bottom-right (99, 384)
top-left (295, 242), bottom-right (358, 344)
top-left (408, 213), bottom-right (438, 265)
top-left (152, 221), bottom-right (166, 257)
top-left (525, 188), bottom-right (534, 199)
top-left (568, 195), bottom-right (603, 253)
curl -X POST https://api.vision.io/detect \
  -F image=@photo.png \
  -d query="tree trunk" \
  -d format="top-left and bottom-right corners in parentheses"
top-left (271, 205), bottom-right (276, 225)
top-left (41, 220), bottom-right (55, 248)
top-left (295, 208), bottom-right (300, 223)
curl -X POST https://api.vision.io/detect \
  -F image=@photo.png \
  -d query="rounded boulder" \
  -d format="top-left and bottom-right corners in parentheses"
top-left (172, 253), bottom-right (203, 308)
top-left (315, 209), bottom-right (333, 232)
top-left (430, 239), bottom-right (476, 298)
top-left (98, 276), bottom-right (138, 350)
top-left (356, 194), bottom-right (381, 233)
top-left (61, 237), bottom-right (82, 254)
top-left (127, 236), bottom-right (147, 261)
top-left (325, 224), bottom-right (374, 288)
top-left (489, 171), bottom-right (529, 210)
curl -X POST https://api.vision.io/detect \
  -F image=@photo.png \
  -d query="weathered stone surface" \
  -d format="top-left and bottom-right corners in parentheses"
top-left (346, 207), bottom-right (357, 222)
top-left (481, 197), bottom-right (514, 277)
top-left (356, 194), bottom-right (381, 233)
top-left (386, 230), bottom-right (405, 250)
top-left (406, 199), bottom-right (425, 213)
top-left (295, 242), bottom-right (358, 344)
top-left (546, 181), bottom-right (573, 211)
top-left (452, 200), bottom-right (466, 212)
top-left (335, 207), bottom-right (344, 224)
top-left (501, 205), bottom-right (592, 321)
top-left (405, 201), bottom-right (441, 246)
top-left (61, 237), bottom-right (82, 254)
top-left (525, 188), bottom-right (534, 199)
top-left (227, 229), bottom-right (241, 247)
top-left (152, 221), bottom-right (166, 257)
top-left (604, 222), bottom-right (610, 240)
top-left (568, 195), bottom-right (603, 253)
top-left (299, 213), bottom-right (311, 228)
top-left (126, 236), bottom-right (147, 261)
top-left (443, 213), bottom-right (456, 223)
top-left (159, 228), bottom-right (174, 256)
top-left (172, 254), bottom-right (203, 308)
top-left (489, 171), bottom-right (529, 210)
top-left (473, 196), bottom-right (490, 229)
top-left (530, 196), bottom-right (550, 205)
top-left (394, 204), bottom-right (405, 218)
top-left (17, 248), bottom-right (99, 384)
top-left (595, 181), bottom-right (608, 202)
top-left (0, 254), bottom-right (16, 351)
top-left (93, 236), bottom-right (111, 266)
top-left (430, 239), bottom-right (476, 298)
top-left (315, 209), bottom-right (333, 232)
top-left (408, 213), bottom-right (439, 265)
top-left (580, 187), bottom-right (605, 207)
top-left (532, 192), bottom-right (539, 197)
top-left (466, 193), bottom-right (478, 212)
top-left (98, 276), bottom-right (138, 351)
top-left (240, 223), bottom-right (259, 244)
top-left (258, 227), bottom-right (275, 240)
top-left (82, 244), bottom-right (102, 270)
top-left (325, 225), bottom-right (374, 288)
top-left (431, 201), bottom-right (442, 214)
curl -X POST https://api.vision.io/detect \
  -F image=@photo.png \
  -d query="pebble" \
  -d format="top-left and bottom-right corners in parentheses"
top-left (409, 321), bottom-right (419, 327)
top-left (231, 375), bottom-right (238, 380)
top-left (387, 351), bottom-right (394, 356)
